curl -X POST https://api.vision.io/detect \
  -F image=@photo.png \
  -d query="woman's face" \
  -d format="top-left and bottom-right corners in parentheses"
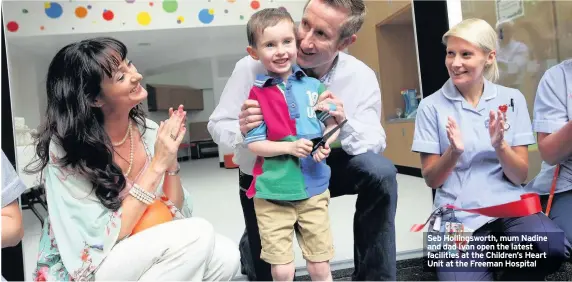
top-left (445, 36), bottom-right (495, 88)
top-left (98, 58), bottom-right (147, 112)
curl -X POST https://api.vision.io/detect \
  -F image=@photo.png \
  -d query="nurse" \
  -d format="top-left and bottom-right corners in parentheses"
top-left (412, 18), bottom-right (570, 280)
top-left (527, 59), bottom-right (572, 244)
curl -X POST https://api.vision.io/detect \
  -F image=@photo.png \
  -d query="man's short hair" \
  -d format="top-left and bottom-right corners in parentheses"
top-left (247, 8), bottom-right (295, 47)
top-left (305, 0), bottom-right (366, 41)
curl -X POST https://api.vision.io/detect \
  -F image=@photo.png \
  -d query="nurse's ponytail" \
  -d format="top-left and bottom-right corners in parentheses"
top-left (443, 18), bottom-right (500, 83)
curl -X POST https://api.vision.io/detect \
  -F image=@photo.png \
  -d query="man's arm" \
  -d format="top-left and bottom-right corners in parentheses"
top-left (207, 56), bottom-right (258, 149)
top-left (1, 151), bottom-right (27, 247)
top-left (321, 69), bottom-right (385, 155)
top-left (2, 200), bottom-right (24, 247)
top-left (323, 117), bottom-right (341, 145)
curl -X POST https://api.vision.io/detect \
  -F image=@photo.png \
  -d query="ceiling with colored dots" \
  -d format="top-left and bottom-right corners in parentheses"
top-left (3, 0), bottom-right (299, 36)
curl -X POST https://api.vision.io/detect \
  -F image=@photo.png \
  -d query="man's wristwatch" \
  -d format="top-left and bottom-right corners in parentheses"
top-left (166, 163), bottom-right (180, 176)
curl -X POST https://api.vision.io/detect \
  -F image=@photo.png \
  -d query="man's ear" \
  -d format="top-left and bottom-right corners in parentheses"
top-left (337, 34), bottom-right (357, 51)
top-left (246, 46), bottom-right (259, 61)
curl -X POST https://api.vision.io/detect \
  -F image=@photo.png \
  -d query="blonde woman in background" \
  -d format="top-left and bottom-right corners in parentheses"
top-left (412, 18), bottom-right (570, 280)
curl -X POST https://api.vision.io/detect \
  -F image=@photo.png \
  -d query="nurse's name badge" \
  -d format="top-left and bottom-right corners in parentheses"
top-left (484, 104), bottom-right (510, 130)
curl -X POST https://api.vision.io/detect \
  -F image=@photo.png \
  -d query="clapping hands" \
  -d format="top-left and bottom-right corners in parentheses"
top-left (446, 116), bottom-right (464, 154)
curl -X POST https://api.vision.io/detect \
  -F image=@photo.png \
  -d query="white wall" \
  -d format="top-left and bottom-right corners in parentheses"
top-left (143, 61), bottom-right (219, 143)
top-left (145, 59), bottom-right (214, 89)
top-left (7, 48), bottom-right (50, 131)
top-left (212, 77), bottom-right (232, 162)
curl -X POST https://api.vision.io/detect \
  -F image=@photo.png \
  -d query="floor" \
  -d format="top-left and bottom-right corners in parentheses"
top-left (20, 157), bottom-right (433, 281)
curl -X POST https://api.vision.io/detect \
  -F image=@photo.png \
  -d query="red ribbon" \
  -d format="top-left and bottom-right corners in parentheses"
top-left (410, 193), bottom-right (541, 232)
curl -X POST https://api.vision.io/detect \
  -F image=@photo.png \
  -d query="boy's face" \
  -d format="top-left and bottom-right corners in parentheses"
top-left (247, 20), bottom-right (297, 76)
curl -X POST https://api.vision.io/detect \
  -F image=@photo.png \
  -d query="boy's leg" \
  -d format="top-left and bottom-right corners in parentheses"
top-left (295, 189), bottom-right (334, 281)
top-left (253, 198), bottom-right (298, 281)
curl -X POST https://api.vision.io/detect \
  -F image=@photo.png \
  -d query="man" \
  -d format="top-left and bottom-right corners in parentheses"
top-left (208, 0), bottom-right (398, 280)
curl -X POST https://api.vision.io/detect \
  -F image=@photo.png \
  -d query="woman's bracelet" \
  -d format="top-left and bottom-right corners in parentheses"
top-left (166, 163), bottom-right (180, 176)
top-left (130, 183), bottom-right (156, 205)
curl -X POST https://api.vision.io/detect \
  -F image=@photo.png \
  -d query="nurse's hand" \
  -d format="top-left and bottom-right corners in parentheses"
top-left (446, 117), bottom-right (464, 154)
top-left (489, 110), bottom-right (505, 148)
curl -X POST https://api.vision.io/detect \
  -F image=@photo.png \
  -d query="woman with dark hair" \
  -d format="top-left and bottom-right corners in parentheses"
top-left (27, 37), bottom-right (240, 281)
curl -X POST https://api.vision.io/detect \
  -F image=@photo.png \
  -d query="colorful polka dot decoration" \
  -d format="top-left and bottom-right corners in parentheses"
top-left (137, 11), bottom-right (151, 26)
top-left (75, 6), bottom-right (88, 18)
top-left (198, 8), bottom-right (214, 24)
top-left (103, 9), bottom-right (114, 21)
top-left (45, 2), bottom-right (63, 19)
top-left (250, 1), bottom-right (260, 10)
top-left (163, 0), bottom-right (178, 13)
top-left (7, 21), bottom-right (19, 32)
top-left (5, 0), bottom-right (300, 34)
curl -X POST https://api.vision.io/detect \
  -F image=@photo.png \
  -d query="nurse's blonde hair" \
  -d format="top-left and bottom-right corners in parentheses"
top-left (442, 18), bottom-right (499, 82)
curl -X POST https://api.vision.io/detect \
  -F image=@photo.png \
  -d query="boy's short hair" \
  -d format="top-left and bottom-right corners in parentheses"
top-left (247, 8), bottom-right (295, 47)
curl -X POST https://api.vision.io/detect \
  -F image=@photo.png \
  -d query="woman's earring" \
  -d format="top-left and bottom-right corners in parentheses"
top-left (92, 99), bottom-right (104, 108)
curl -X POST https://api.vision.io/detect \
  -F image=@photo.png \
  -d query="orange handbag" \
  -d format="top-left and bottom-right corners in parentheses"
top-left (545, 164), bottom-right (560, 216)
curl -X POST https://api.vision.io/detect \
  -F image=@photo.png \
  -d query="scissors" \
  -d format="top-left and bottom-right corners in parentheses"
top-left (311, 119), bottom-right (348, 155)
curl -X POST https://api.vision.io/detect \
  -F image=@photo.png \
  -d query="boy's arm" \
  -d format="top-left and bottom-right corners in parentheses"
top-left (248, 140), bottom-right (292, 158)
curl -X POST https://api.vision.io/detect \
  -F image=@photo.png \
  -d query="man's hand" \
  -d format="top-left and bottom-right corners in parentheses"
top-left (316, 91), bottom-right (346, 124)
top-left (239, 99), bottom-right (263, 136)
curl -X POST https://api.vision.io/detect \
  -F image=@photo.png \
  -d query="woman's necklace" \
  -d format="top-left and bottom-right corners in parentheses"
top-left (112, 122), bottom-right (131, 146)
top-left (125, 123), bottom-right (134, 177)
top-left (112, 122), bottom-right (134, 177)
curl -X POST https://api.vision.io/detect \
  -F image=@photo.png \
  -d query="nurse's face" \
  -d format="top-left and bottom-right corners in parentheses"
top-left (445, 36), bottom-right (495, 88)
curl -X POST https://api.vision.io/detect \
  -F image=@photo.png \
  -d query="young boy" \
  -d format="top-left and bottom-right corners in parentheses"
top-left (242, 8), bottom-right (340, 282)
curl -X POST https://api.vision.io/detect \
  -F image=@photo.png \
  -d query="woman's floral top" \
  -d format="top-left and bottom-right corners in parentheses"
top-left (33, 119), bottom-right (193, 281)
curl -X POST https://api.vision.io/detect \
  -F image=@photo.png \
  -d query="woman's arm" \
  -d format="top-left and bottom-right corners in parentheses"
top-left (421, 148), bottom-right (463, 189)
top-left (162, 164), bottom-right (184, 210)
top-left (1, 200), bottom-right (24, 247)
top-left (118, 113), bottom-right (187, 238)
top-left (118, 162), bottom-right (164, 238)
top-left (537, 124), bottom-right (572, 165)
top-left (496, 142), bottom-right (529, 185)
top-left (419, 117), bottom-right (464, 189)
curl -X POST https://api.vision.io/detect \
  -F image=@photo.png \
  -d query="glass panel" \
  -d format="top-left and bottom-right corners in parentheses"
top-left (460, 0), bottom-right (572, 181)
